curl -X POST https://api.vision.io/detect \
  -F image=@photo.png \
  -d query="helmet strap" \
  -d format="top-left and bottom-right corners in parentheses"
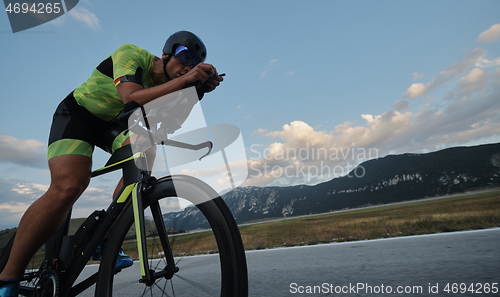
top-left (162, 56), bottom-right (172, 81)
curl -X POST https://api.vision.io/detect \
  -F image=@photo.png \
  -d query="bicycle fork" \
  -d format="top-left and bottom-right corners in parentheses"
top-left (131, 180), bottom-right (179, 287)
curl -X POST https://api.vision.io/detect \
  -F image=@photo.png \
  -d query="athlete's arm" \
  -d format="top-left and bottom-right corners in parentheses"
top-left (116, 63), bottom-right (222, 105)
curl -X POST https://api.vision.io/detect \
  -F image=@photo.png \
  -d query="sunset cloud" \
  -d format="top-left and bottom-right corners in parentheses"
top-left (0, 135), bottom-right (47, 168)
top-left (248, 52), bottom-right (500, 186)
top-left (477, 23), bottom-right (500, 44)
top-left (404, 48), bottom-right (486, 98)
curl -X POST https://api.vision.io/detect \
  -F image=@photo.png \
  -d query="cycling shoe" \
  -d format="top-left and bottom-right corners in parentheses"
top-left (0, 279), bottom-right (21, 297)
top-left (115, 249), bottom-right (134, 269)
top-left (93, 240), bottom-right (133, 269)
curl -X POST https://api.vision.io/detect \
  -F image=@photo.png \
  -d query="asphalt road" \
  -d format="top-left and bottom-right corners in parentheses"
top-left (77, 228), bottom-right (500, 296)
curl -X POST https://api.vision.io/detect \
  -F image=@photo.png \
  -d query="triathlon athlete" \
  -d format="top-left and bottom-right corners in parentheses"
top-left (0, 31), bottom-right (223, 297)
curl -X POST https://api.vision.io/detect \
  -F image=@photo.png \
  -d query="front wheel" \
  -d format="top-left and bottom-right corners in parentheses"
top-left (95, 175), bottom-right (248, 297)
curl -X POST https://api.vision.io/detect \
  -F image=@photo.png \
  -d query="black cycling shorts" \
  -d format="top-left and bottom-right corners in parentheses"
top-left (47, 92), bottom-right (129, 160)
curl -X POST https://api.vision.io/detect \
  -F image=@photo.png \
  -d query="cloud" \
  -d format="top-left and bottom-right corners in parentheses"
top-left (404, 83), bottom-right (426, 98)
top-left (0, 179), bottom-right (42, 229)
top-left (49, 6), bottom-right (100, 30)
top-left (252, 128), bottom-right (268, 135)
top-left (68, 7), bottom-right (100, 30)
top-left (475, 57), bottom-right (500, 68)
top-left (11, 182), bottom-right (48, 196)
top-left (393, 99), bottom-right (410, 112)
top-left (0, 202), bottom-right (31, 214)
top-left (455, 68), bottom-right (489, 96)
top-left (404, 48), bottom-right (486, 98)
top-left (0, 135), bottom-right (47, 168)
top-left (70, 185), bottom-right (115, 218)
top-left (0, 178), bottom-right (118, 229)
top-left (247, 120), bottom-right (382, 186)
top-left (0, 180), bottom-right (45, 206)
top-left (477, 23), bottom-right (500, 44)
top-left (260, 59), bottom-right (279, 78)
top-left (247, 61), bottom-right (500, 187)
top-left (412, 72), bottom-right (424, 81)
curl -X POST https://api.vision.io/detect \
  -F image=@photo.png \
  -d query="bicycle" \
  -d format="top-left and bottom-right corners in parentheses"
top-left (0, 87), bottom-right (249, 296)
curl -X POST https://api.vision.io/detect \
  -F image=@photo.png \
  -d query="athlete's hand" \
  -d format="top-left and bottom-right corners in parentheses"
top-left (181, 63), bottom-right (223, 92)
top-left (197, 72), bottom-right (224, 94)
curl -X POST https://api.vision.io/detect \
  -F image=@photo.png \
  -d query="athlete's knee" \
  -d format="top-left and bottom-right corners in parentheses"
top-left (47, 155), bottom-right (92, 205)
top-left (48, 177), bottom-right (89, 204)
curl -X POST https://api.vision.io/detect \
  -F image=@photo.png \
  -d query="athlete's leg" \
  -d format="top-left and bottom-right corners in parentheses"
top-left (0, 154), bottom-right (91, 280)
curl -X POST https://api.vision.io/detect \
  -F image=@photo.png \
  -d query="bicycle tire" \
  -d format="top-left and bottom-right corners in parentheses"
top-left (95, 175), bottom-right (248, 297)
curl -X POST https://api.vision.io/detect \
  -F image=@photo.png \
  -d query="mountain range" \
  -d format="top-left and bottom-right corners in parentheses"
top-left (162, 143), bottom-right (500, 231)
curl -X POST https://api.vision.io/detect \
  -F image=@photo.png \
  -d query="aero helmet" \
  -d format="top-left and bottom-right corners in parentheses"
top-left (163, 31), bottom-right (207, 63)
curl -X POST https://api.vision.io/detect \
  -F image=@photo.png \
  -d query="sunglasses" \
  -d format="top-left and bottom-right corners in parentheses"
top-left (174, 49), bottom-right (201, 68)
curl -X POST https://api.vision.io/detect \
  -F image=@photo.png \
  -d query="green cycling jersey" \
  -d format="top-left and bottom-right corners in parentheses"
top-left (73, 43), bottom-right (156, 121)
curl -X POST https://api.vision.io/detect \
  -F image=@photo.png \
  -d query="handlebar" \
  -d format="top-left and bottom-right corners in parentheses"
top-left (116, 87), bottom-right (213, 161)
top-left (161, 139), bottom-right (213, 161)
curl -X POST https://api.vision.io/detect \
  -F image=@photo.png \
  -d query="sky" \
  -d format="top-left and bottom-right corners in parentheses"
top-left (0, 0), bottom-right (499, 229)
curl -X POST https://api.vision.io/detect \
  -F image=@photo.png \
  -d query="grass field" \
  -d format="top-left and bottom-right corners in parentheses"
top-left (238, 190), bottom-right (500, 250)
top-left (2, 190), bottom-right (499, 264)
top-left (120, 189), bottom-right (500, 259)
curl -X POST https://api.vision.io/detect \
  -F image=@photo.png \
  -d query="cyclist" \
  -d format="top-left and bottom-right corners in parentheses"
top-left (0, 30), bottom-right (223, 297)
